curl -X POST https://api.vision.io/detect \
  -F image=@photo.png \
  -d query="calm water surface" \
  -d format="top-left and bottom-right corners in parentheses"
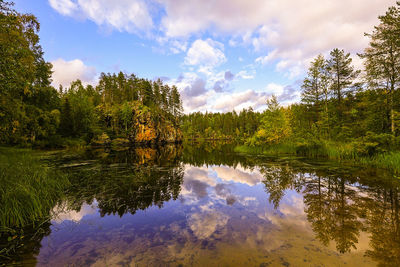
top-left (16, 145), bottom-right (400, 266)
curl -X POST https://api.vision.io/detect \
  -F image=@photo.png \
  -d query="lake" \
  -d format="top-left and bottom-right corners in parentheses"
top-left (9, 144), bottom-right (400, 266)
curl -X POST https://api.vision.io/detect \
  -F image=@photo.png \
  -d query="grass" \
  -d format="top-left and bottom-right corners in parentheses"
top-left (234, 143), bottom-right (297, 156)
top-left (0, 147), bottom-right (70, 229)
top-left (235, 141), bottom-right (400, 174)
top-left (359, 152), bottom-right (400, 173)
top-left (235, 141), bottom-right (360, 159)
top-left (0, 147), bottom-right (71, 261)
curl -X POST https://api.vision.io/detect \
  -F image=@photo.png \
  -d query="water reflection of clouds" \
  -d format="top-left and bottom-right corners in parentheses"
top-left (259, 190), bottom-right (308, 228)
top-left (180, 165), bottom-right (215, 203)
top-left (181, 164), bottom-right (309, 242)
top-left (213, 165), bottom-right (263, 186)
top-left (39, 162), bottom-right (379, 266)
top-left (184, 165), bottom-right (217, 186)
top-left (188, 211), bottom-right (229, 239)
top-left (181, 165), bottom-right (259, 206)
top-left (52, 202), bottom-right (98, 223)
top-left (180, 165), bottom-right (267, 240)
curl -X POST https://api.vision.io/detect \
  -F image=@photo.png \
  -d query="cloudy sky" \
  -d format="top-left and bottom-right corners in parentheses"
top-left (14, 0), bottom-right (393, 113)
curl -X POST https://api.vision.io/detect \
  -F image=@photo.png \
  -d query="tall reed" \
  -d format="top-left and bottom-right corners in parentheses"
top-left (0, 147), bottom-right (69, 228)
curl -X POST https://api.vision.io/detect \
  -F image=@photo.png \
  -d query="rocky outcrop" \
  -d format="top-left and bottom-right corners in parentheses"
top-left (158, 122), bottom-right (183, 143)
top-left (91, 102), bottom-right (182, 147)
top-left (129, 104), bottom-right (182, 145)
top-left (91, 133), bottom-right (111, 146)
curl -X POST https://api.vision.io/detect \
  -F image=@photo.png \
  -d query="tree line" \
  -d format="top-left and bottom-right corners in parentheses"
top-left (59, 74), bottom-right (182, 142)
top-left (182, 2), bottom-right (400, 157)
top-left (181, 108), bottom-right (260, 140)
top-left (0, 1), bottom-right (183, 147)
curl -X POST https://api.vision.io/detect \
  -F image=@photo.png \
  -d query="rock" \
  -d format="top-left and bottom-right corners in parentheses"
top-left (111, 138), bottom-right (130, 148)
top-left (128, 103), bottom-right (182, 144)
top-left (91, 133), bottom-right (111, 146)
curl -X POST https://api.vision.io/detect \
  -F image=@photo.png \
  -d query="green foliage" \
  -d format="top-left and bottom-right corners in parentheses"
top-left (254, 95), bottom-right (291, 145)
top-left (0, 1), bottom-right (60, 145)
top-left (359, 2), bottom-right (400, 135)
top-left (234, 143), bottom-right (297, 155)
top-left (181, 108), bottom-right (260, 140)
top-left (0, 147), bottom-right (69, 228)
top-left (360, 152), bottom-right (400, 173)
top-left (0, 1), bottom-right (183, 147)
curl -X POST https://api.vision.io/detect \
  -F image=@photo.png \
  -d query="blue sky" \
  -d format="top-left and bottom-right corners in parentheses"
top-left (13, 0), bottom-right (393, 113)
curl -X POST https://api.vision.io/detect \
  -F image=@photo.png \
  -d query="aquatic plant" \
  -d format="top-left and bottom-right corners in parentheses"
top-left (0, 147), bottom-right (69, 229)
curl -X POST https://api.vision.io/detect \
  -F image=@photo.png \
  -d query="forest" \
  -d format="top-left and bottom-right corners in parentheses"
top-left (182, 3), bottom-right (400, 169)
top-left (0, 1), bottom-right (183, 148)
top-left (2, 0), bottom-right (400, 264)
top-left (2, 0), bottom-right (400, 166)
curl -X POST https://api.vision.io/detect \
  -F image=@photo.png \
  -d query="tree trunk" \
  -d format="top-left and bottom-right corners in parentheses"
top-left (391, 94), bottom-right (395, 134)
top-left (390, 45), bottom-right (396, 135)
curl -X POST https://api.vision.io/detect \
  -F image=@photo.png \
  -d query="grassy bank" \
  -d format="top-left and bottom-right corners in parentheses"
top-left (0, 147), bottom-right (70, 229)
top-left (0, 147), bottom-right (70, 261)
top-left (359, 152), bottom-right (400, 172)
top-left (235, 142), bottom-right (400, 173)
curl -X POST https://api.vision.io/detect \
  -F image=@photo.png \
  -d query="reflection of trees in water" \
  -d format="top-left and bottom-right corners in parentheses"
top-left (98, 165), bottom-right (184, 217)
top-left (260, 164), bottom-right (304, 208)
top-left (1, 145), bottom-right (184, 265)
top-left (64, 144), bottom-right (400, 264)
top-left (182, 142), bottom-right (261, 169)
top-left (259, 162), bottom-right (400, 262)
top-left (303, 174), bottom-right (362, 253)
top-left (302, 174), bottom-right (332, 246)
top-left (0, 222), bottom-right (51, 266)
top-left (364, 186), bottom-right (400, 266)
top-left (4, 144), bottom-right (400, 265)
top-left (183, 143), bottom-right (400, 263)
top-left (65, 146), bottom-right (184, 217)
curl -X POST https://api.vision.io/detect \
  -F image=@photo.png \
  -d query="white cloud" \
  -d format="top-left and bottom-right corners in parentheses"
top-left (170, 40), bottom-right (188, 54)
top-left (167, 72), bottom-right (213, 112)
top-left (236, 70), bottom-right (254, 80)
top-left (48, 0), bottom-right (395, 111)
top-left (51, 58), bottom-right (97, 88)
top-left (208, 82), bottom-right (300, 112)
top-left (184, 39), bottom-right (226, 73)
top-left (49, 0), bottom-right (77, 16)
top-left (159, 0), bottom-right (270, 38)
top-left (265, 83), bottom-right (284, 96)
top-left (49, 0), bottom-right (153, 33)
top-left (212, 90), bottom-right (268, 112)
top-left (50, 0), bottom-right (393, 63)
top-left (159, 0), bottom-right (393, 76)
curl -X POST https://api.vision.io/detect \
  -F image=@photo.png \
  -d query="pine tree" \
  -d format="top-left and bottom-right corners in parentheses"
top-left (60, 97), bottom-right (73, 136)
top-left (327, 49), bottom-right (359, 127)
top-left (170, 85), bottom-right (183, 118)
top-left (360, 3), bottom-right (400, 135)
top-left (302, 55), bottom-right (329, 123)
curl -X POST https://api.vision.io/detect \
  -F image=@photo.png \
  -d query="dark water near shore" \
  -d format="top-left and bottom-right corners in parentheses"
top-left (10, 144), bottom-right (400, 266)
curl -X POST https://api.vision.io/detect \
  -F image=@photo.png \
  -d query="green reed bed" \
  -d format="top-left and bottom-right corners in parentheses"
top-left (359, 152), bottom-right (400, 173)
top-left (234, 143), bottom-right (297, 156)
top-left (235, 142), bottom-right (400, 174)
top-left (0, 147), bottom-right (70, 261)
top-left (0, 147), bottom-right (69, 229)
top-left (236, 141), bottom-right (359, 159)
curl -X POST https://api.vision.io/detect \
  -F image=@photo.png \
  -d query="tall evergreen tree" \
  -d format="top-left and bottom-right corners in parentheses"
top-left (327, 48), bottom-right (359, 127)
top-left (60, 97), bottom-right (73, 136)
top-left (170, 85), bottom-right (183, 118)
top-left (360, 3), bottom-right (400, 135)
top-left (302, 55), bottom-right (329, 126)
